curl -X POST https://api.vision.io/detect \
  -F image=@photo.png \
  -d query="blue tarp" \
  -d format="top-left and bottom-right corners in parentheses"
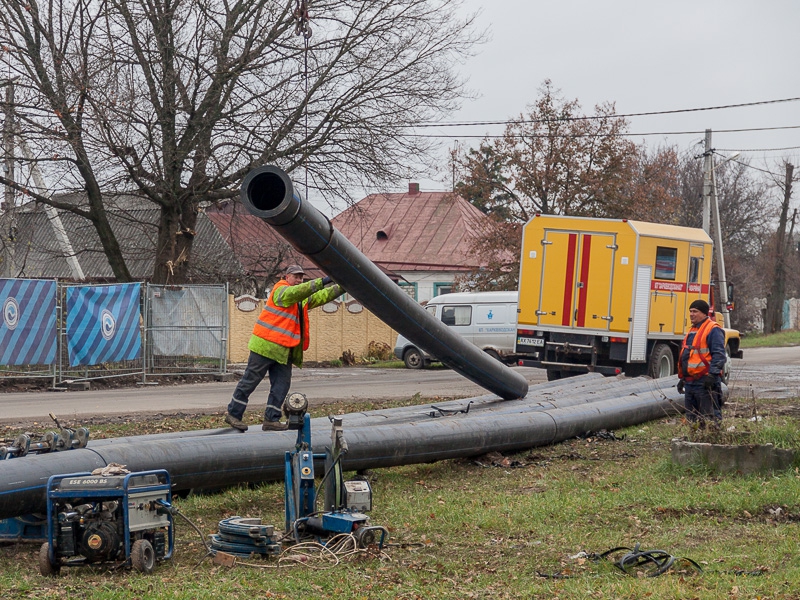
top-left (65, 283), bottom-right (142, 367)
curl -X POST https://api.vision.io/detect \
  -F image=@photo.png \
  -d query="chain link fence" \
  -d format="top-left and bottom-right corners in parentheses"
top-left (1, 279), bottom-right (228, 386)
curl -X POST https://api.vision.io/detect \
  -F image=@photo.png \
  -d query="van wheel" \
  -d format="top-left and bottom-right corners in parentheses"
top-left (546, 369), bottom-right (562, 381)
top-left (484, 349), bottom-right (501, 362)
top-left (648, 343), bottom-right (675, 378)
top-left (720, 344), bottom-right (732, 386)
top-left (403, 348), bottom-right (425, 369)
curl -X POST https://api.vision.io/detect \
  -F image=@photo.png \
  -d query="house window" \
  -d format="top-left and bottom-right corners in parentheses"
top-left (398, 282), bottom-right (417, 300)
top-left (654, 247), bottom-right (677, 280)
top-left (433, 282), bottom-right (453, 296)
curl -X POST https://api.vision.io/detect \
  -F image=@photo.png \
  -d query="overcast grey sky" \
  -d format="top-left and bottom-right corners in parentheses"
top-left (415, 0), bottom-right (799, 192)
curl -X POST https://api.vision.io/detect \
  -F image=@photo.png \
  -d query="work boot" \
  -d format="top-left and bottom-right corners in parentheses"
top-left (262, 419), bottom-right (288, 431)
top-left (224, 412), bottom-right (248, 432)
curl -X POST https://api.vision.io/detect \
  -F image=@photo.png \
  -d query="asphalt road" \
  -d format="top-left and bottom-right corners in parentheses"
top-left (0, 365), bottom-right (548, 424)
top-left (0, 346), bottom-right (795, 425)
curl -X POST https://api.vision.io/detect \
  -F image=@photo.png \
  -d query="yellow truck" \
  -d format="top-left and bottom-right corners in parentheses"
top-left (515, 215), bottom-right (742, 380)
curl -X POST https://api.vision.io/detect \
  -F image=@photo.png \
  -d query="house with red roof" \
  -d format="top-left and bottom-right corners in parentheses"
top-left (331, 183), bottom-right (486, 302)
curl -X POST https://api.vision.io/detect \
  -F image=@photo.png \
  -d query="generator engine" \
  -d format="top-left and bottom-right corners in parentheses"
top-left (39, 470), bottom-right (174, 576)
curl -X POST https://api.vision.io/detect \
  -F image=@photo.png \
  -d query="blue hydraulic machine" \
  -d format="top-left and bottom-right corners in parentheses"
top-left (283, 393), bottom-right (387, 549)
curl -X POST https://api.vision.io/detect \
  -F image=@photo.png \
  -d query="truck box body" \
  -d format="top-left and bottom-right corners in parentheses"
top-left (515, 215), bottom-right (739, 379)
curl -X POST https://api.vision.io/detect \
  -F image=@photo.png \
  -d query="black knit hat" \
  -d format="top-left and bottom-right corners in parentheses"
top-left (689, 299), bottom-right (710, 315)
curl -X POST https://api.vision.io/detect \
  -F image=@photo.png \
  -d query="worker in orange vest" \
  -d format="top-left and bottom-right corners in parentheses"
top-left (225, 264), bottom-right (345, 431)
top-left (677, 299), bottom-right (726, 426)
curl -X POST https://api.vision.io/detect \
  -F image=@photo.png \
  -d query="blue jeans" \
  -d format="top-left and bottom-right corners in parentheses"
top-left (684, 383), bottom-right (722, 423)
top-left (227, 351), bottom-right (292, 422)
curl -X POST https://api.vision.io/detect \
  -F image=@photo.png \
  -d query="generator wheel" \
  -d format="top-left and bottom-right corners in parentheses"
top-left (131, 539), bottom-right (156, 574)
top-left (648, 343), bottom-right (675, 378)
top-left (38, 542), bottom-right (60, 577)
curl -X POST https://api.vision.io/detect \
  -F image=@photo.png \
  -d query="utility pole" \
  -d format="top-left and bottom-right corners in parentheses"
top-left (702, 129), bottom-right (713, 234)
top-left (701, 129), bottom-right (732, 327)
top-left (16, 136), bottom-right (86, 280)
top-left (2, 80), bottom-right (17, 277)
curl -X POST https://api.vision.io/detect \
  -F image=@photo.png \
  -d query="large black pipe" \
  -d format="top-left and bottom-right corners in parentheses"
top-left (239, 166), bottom-right (528, 400)
top-left (0, 377), bottom-right (687, 520)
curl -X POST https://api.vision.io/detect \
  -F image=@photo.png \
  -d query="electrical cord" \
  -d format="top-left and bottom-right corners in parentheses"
top-left (224, 534), bottom-right (391, 570)
top-left (597, 544), bottom-right (703, 577)
top-left (538, 544), bottom-right (766, 579)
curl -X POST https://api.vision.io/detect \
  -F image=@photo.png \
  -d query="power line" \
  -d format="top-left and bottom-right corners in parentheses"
top-left (717, 146), bottom-right (800, 153)
top-left (412, 97), bottom-right (800, 128)
top-left (404, 124), bottom-right (800, 140)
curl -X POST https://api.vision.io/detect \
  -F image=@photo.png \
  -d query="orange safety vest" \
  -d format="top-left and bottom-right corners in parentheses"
top-left (678, 318), bottom-right (720, 381)
top-left (252, 280), bottom-right (310, 350)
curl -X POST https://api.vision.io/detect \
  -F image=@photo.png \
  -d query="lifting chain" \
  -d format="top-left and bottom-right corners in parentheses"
top-left (293, 0), bottom-right (312, 39)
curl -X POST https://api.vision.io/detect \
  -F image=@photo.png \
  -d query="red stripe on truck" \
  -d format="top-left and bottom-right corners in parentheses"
top-left (576, 234), bottom-right (592, 327)
top-left (562, 233), bottom-right (577, 326)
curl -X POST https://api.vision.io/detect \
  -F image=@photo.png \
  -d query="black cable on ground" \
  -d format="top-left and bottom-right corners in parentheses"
top-left (595, 544), bottom-right (704, 577)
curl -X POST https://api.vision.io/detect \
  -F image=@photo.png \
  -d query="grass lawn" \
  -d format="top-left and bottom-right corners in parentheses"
top-left (2, 398), bottom-right (799, 599)
top-left (740, 329), bottom-right (800, 349)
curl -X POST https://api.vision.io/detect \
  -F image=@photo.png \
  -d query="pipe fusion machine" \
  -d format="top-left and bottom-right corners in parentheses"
top-left (210, 393), bottom-right (387, 557)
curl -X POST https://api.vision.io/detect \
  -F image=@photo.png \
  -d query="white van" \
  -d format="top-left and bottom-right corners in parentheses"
top-left (393, 291), bottom-right (518, 369)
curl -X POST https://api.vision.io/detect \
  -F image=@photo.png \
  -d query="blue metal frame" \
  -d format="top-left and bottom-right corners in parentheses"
top-left (284, 414), bottom-right (327, 532)
top-left (44, 469), bottom-right (174, 569)
top-left (282, 414), bottom-right (387, 549)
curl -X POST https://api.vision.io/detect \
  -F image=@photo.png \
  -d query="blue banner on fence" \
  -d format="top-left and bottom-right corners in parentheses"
top-left (66, 284), bottom-right (142, 367)
top-left (0, 279), bottom-right (57, 366)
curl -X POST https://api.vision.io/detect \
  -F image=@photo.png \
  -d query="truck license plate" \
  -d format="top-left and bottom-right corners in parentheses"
top-left (518, 337), bottom-right (544, 347)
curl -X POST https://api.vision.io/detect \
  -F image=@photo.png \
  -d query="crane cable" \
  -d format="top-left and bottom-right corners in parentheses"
top-left (293, 0), bottom-right (312, 200)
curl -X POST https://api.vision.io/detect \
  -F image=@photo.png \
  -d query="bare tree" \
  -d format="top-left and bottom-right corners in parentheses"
top-left (674, 152), bottom-right (775, 330)
top-left (456, 80), bottom-right (640, 222)
top-left (0, 0), bottom-right (480, 283)
top-left (764, 162), bottom-right (796, 333)
top-left (453, 81), bottom-right (682, 291)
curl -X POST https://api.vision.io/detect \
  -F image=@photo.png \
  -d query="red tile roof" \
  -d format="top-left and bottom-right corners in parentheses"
top-left (331, 189), bottom-right (486, 272)
top-left (205, 203), bottom-right (324, 278)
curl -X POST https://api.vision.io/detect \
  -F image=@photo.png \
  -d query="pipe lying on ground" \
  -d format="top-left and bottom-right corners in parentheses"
top-left (0, 377), bottom-right (686, 520)
top-left (239, 165), bottom-right (528, 401)
top-left (83, 374), bottom-right (677, 445)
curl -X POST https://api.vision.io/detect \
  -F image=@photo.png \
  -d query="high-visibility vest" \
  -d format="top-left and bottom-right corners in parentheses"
top-left (252, 280), bottom-right (310, 350)
top-left (678, 318), bottom-right (720, 381)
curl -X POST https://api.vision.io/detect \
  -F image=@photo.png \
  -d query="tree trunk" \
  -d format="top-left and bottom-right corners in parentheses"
top-left (151, 203), bottom-right (198, 284)
top-left (764, 163), bottom-right (794, 333)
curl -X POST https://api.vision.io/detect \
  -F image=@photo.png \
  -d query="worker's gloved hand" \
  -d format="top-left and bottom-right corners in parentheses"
top-left (701, 374), bottom-right (717, 390)
top-left (677, 380), bottom-right (685, 394)
top-left (321, 276), bottom-right (333, 286)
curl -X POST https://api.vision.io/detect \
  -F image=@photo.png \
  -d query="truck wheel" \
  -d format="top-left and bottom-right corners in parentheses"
top-left (403, 348), bottom-right (424, 369)
top-left (38, 542), bottom-right (60, 577)
top-left (648, 343), bottom-right (675, 378)
top-left (484, 349), bottom-right (501, 362)
top-left (131, 539), bottom-right (156, 574)
top-left (546, 369), bottom-right (562, 381)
